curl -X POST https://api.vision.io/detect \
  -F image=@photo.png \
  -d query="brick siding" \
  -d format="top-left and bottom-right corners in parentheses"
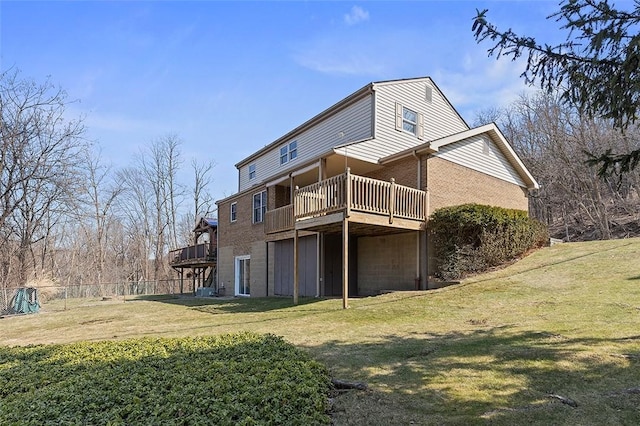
top-left (426, 156), bottom-right (529, 213)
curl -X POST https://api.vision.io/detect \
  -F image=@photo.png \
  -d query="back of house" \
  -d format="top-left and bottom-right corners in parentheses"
top-left (215, 77), bottom-right (538, 299)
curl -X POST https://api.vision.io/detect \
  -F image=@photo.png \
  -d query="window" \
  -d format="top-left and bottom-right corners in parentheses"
top-left (280, 146), bottom-right (288, 165)
top-left (279, 141), bottom-right (298, 165)
top-left (288, 141), bottom-right (297, 161)
top-left (395, 102), bottom-right (423, 139)
top-left (402, 107), bottom-right (417, 135)
top-left (230, 202), bottom-right (237, 222)
top-left (253, 190), bottom-right (267, 223)
top-left (235, 255), bottom-right (250, 296)
top-left (249, 164), bottom-right (256, 180)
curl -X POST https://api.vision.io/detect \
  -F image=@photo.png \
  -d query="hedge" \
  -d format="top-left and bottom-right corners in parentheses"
top-left (0, 332), bottom-right (331, 425)
top-left (429, 204), bottom-right (549, 280)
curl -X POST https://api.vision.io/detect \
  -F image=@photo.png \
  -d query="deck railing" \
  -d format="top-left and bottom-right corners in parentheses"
top-left (294, 173), bottom-right (348, 218)
top-left (264, 170), bottom-right (427, 234)
top-left (169, 243), bottom-right (216, 265)
top-left (297, 169), bottom-right (427, 221)
top-left (265, 204), bottom-right (294, 234)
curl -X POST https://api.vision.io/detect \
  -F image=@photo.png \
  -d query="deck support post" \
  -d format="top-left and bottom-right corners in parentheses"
top-left (389, 178), bottom-right (395, 224)
top-left (342, 216), bottom-right (349, 309)
top-left (293, 228), bottom-right (299, 305)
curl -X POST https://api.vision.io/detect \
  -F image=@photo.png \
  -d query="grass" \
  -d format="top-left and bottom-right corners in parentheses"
top-left (2, 238), bottom-right (640, 424)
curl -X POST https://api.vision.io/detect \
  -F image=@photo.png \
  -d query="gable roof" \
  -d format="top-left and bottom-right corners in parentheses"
top-left (193, 217), bottom-right (218, 233)
top-left (235, 77), bottom-right (465, 169)
top-left (235, 82), bottom-right (375, 169)
top-left (380, 123), bottom-right (539, 190)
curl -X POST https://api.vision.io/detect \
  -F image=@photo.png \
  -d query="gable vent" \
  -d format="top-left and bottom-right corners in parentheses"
top-left (425, 86), bottom-right (433, 103)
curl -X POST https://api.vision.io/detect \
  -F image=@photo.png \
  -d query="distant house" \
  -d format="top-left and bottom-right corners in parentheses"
top-left (169, 217), bottom-right (217, 294)
top-left (215, 77), bottom-right (538, 307)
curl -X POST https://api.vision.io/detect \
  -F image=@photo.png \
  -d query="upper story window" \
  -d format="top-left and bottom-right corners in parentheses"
top-left (402, 107), bottom-right (417, 135)
top-left (253, 190), bottom-right (267, 223)
top-left (395, 102), bottom-right (424, 140)
top-left (230, 202), bottom-right (237, 222)
top-left (279, 141), bottom-right (298, 165)
top-left (249, 163), bottom-right (256, 180)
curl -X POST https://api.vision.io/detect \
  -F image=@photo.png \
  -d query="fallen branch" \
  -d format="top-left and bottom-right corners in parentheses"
top-left (331, 378), bottom-right (368, 391)
top-left (547, 394), bottom-right (578, 408)
top-left (611, 353), bottom-right (640, 360)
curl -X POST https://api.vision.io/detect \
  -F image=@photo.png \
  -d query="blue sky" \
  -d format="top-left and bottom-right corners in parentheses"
top-left (2, 1), bottom-right (576, 203)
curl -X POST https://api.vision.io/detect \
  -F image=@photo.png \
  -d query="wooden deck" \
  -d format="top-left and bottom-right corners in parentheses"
top-left (169, 243), bottom-right (216, 267)
top-left (265, 169), bottom-right (427, 235)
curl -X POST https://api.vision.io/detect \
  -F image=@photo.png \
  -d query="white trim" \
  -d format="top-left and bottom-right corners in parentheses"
top-left (230, 202), bottom-right (237, 222)
top-left (235, 255), bottom-right (251, 296)
top-left (252, 190), bottom-right (267, 223)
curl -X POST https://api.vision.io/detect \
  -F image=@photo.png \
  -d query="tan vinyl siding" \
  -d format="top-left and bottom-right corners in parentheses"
top-left (238, 94), bottom-right (373, 192)
top-left (433, 134), bottom-right (526, 187)
top-left (345, 79), bottom-right (468, 162)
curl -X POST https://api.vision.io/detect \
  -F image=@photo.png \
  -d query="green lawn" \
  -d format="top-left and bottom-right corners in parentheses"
top-left (2, 238), bottom-right (640, 425)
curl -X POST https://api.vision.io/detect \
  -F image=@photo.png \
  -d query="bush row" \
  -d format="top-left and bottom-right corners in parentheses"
top-left (0, 332), bottom-right (331, 425)
top-left (429, 203), bottom-right (549, 280)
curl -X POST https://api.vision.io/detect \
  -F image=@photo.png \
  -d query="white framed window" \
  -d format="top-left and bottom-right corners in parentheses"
top-left (235, 255), bottom-right (250, 296)
top-left (395, 102), bottom-right (424, 139)
top-left (279, 141), bottom-right (298, 165)
top-left (280, 145), bottom-right (288, 165)
top-left (402, 107), bottom-right (417, 135)
top-left (288, 141), bottom-right (297, 161)
top-left (230, 202), bottom-right (237, 222)
top-left (253, 190), bottom-right (267, 223)
top-left (249, 163), bottom-right (256, 180)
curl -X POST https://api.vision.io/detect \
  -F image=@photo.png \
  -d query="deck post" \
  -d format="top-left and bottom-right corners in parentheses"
top-left (345, 167), bottom-right (351, 218)
top-left (342, 216), bottom-right (349, 309)
top-left (293, 229), bottom-right (299, 305)
top-left (389, 178), bottom-right (395, 224)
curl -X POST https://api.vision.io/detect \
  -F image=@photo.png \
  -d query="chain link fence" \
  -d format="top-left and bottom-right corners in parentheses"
top-left (1, 279), bottom-right (194, 315)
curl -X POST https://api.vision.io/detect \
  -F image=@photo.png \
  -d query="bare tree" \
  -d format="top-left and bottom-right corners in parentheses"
top-left (0, 69), bottom-right (86, 286)
top-left (117, 167), bottom-right (153, 282)
top-left (117, 135), bottom-right (185, 281)
top-left (177, 158), bottom-right (216, 244)
top-left (478, 91), bottom-right (640, 240)
top-left (78, 149), bottom-right (125, 291)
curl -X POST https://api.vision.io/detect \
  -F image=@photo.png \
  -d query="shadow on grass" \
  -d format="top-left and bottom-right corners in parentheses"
top-left (307, 327), bottom-right (640, 425)
top-left (131, 294), bottom-right (325, 314)
top-left (628, 275), bottom-right (640, 280)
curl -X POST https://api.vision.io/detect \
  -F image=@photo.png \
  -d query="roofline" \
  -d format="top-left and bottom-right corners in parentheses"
top-left (373, 77), bottom-right (469, 129)
top-left (381, 123), bottom-right (539, 190)
top-left (216, 181), bottom-right (267, 206)
top-left (234, 76), bottom-right (469, 169)
top-left (235, 83), bottom-right (375, 168)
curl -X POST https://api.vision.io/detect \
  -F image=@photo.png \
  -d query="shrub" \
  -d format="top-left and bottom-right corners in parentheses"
top-left (0, 332), bottom-right (331, 425)
top-left (429, 204), bottom-right (548, 280)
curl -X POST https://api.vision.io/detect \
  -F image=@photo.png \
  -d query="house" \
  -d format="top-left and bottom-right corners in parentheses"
top-left (169, 217), bottom-right (217, 294)
top-left (215, 77), bottom-right (538, 307)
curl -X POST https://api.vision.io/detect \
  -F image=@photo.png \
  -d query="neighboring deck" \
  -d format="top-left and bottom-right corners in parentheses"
top-left (169, 243), bottom-right (217, 268)
top-left (265, 169), bottom-right (427, 237)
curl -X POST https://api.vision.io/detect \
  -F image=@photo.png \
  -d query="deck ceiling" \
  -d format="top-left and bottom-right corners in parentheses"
top-left (283, 154), bottom-right (383, 189)
top-left (305, 221), bottom-right (419, 237)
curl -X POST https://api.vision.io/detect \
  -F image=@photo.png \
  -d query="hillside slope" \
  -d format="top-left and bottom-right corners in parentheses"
top-left (2, 238), bottom-right (639, 425)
